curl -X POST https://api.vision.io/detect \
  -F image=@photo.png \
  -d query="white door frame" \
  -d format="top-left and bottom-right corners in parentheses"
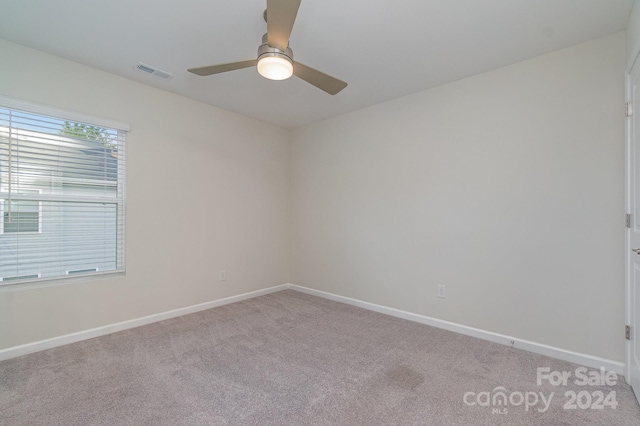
top-left (625, 67), bottom-right (632, 383)
top-left (626, 51), bottom-right (640, 390)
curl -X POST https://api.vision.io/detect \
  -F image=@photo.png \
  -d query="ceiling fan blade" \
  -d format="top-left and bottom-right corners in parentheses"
top-left (267, 0), bottom-right (301, 51)
top-left (188, 59), bottom-right (258, 76)
top-left (293, 61), bottom-right (347, 95)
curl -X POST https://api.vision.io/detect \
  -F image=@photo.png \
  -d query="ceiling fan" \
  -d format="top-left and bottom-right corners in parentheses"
top-left (188, 0), bottom-right (347, 95)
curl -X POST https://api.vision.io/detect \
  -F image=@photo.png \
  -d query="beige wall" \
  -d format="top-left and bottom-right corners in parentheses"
top-left (291, 33), bottom-right (626, 361)
top-left (0, 39), bottom-right (291, 349)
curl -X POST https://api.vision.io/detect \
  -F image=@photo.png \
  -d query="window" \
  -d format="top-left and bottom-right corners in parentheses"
top-left (0, 98), bottom-right (128, 285)
top-left (1, 190), bottom-right (42, 234)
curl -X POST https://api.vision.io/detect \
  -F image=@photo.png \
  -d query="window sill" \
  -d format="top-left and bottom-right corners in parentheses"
top-left (0, 270), bottom-right (126, 292)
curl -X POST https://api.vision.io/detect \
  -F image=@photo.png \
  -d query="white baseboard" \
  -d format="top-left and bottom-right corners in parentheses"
top-left (1, 282), bottom-right (626, 378)
top-left (287, 284), bottom-right (626, 377)
top-left (0, 284), bottom-right (289, 362)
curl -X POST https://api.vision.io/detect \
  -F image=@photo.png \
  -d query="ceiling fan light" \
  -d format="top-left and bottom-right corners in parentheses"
top-left (257, 56), bottom-right (293, 80)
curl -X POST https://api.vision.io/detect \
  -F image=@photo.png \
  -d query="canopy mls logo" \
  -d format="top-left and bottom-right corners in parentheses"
top-left (463, 388), bottom-right (553, 414)
top-left (463, 366), bottom-right (619, 415)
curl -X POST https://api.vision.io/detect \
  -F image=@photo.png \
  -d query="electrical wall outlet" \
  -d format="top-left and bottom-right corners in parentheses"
top-left (437, 284), bottom-right (446, 299)
top-left (219, 270), bottom-right (226, 281)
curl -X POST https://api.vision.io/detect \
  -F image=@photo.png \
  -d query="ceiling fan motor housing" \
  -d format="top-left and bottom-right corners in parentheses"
top-left (257, 33), bottom-right (293, 65)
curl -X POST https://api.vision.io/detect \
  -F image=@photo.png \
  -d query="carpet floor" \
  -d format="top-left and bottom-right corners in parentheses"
top-left (1, 289), bottom-right (639, 425)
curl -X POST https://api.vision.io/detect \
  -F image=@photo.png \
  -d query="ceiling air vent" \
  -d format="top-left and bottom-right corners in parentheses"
top-left (135, 62), bottom-right (173, 80)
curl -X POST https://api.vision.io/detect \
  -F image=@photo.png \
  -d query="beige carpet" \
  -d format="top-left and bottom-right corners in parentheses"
top-left (1, 289), bottom-right (639, 425)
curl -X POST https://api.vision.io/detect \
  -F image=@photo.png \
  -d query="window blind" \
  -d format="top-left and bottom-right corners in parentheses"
top-left (0, 103), bottom-right (126, 285)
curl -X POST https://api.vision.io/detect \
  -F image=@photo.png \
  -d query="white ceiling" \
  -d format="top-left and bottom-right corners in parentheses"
top-left (0, 0), bottom-right (633, 129)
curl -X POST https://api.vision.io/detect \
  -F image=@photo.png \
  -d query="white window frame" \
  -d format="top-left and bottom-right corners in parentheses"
top-left (0, 96), bottom-right (129, 286)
